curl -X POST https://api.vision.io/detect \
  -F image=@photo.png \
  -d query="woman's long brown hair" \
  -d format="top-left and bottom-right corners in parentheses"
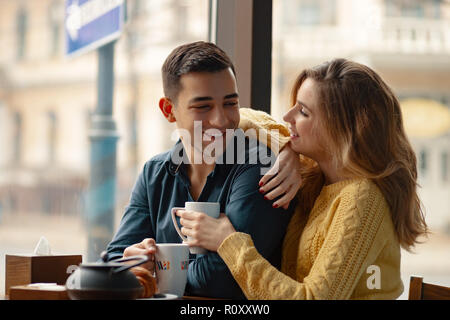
top-left (292, 59), bottom-right (428, 251)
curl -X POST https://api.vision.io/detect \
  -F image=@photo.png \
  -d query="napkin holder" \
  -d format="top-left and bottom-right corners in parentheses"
top-left (9, 284), bottom-right (69, 300)
top-left (5, 254), bottom-right (82, 296)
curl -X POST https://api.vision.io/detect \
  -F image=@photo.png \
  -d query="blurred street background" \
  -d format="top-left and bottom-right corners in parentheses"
top-left (0, 0), bottom-right (449, 299)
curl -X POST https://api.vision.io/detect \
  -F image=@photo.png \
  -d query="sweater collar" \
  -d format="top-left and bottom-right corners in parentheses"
top-left (320, 178), bottom-right (364, 197)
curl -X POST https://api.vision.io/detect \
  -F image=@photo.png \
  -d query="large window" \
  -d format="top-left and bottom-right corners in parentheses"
top-left (272, 0), bottom-right (450, 299)
top-left (442, 151), bottom-right (449, 183)
top-left (16, 7), bottom-right (27, 60)
top-left (385, 0), bottom-right (444, 19)
top-left (419, 149), bottom-right (429, 178)
top-left (48, 0), bottom-right (63, 57)
top-left (0, 0), bottom-right (209, 296)
top-left (282, 0), bottom-right (336, 26)
top-left (12, 112), bottom-right (22, 164)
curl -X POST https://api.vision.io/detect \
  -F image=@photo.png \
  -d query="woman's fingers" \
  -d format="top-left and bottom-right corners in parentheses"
top-left (272, 187), bottom-right (298, 210)
top-left (264, 184), bottom-right (289, 201)
top-left (263, 183), bottom-right (294, 209)
top-left (263, 172), bottom-right (296, 200)
top-left (260, 173), bottom-right (285, 195)
top-left (177, 210), bottom-right (205, 225)
top-left (259, 146), bottom-right (299, 195)
top-left (176, 211), bottom-right (235, 252)
top-left (177, 210), bottom-right (209, 236)
top-left (259, 144), bottom-right (303, 210)
top-left (177, 212), bottom-right (197, 229)
top-left (259, 157), bottom-right (282, 187)
top-left (261, 168), bottom-right (301, 209)
top-left (180, 226), bottom-right (195, 238)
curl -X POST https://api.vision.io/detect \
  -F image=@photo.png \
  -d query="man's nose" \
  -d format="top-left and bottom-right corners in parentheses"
top-left (210, 106), bottom-right (228, 128)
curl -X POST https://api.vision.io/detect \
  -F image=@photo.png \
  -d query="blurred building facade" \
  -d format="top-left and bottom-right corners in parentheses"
top-left (0, 0), bottom-right (208, 220)
top-left (271, 0), bottom-right (450, 232)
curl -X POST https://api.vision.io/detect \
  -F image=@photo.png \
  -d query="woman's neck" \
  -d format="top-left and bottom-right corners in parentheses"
top-left (317, 159), bottom-right (346, 185)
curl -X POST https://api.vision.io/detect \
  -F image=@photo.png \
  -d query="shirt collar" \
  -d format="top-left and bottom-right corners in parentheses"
top-left (164, 130), bottom-right (242, 177)
top-left (165, 139), bottom-right (188, 176)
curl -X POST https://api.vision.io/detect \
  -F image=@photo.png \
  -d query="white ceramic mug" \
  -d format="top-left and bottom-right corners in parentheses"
top-left (155, 243), bottom-right (190, 297)
top-left (171, 202), bottom-right (220, 254)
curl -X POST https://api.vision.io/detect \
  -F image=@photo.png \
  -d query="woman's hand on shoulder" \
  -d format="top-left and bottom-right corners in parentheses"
top-left (259, 142), bottom-right (302, 210)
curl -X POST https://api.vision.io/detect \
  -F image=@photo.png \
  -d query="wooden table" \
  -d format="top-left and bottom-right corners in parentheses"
top-left (1, 292), bottom-right (224, 300)
top-left (182, 295), bottom-right (226, 300)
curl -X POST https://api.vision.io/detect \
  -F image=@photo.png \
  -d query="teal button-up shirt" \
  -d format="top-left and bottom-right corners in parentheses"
top-left (106, 130), bottom-right (294, 299)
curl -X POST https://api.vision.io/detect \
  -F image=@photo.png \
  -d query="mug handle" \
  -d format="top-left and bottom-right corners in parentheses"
top-left (171, 207), bottom-right (188, 242)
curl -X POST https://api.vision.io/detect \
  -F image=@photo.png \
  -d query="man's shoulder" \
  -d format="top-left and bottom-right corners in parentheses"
top-left (147, 150), bottom-right (171, 163)
top-left (141, 150), bottom-right (171, 173)
top-left (225, 130), bottom-right (276, 171)
top-left (246, 136), bottom-right (274, 158)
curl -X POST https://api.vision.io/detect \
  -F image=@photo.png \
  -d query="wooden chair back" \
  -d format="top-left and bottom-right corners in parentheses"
top-left (408, 276), bottom-right (450, 300)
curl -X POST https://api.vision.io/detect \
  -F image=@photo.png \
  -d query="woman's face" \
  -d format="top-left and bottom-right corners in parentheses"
top-left (283, 78), bottom-right (327, 160)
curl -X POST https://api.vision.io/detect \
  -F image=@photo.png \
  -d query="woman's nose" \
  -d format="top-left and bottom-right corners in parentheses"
top-left (283, 108), bottom-right (294, 123)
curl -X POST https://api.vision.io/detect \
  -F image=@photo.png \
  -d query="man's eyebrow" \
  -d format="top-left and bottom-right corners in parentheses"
top-left (188, 93), bottom-right (239, 104)
top-left (224, 93), bottom-right (239, 100)
top-left (188, 96), bottom-right (213, 104)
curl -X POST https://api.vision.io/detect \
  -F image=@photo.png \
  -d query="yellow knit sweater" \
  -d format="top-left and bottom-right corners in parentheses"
top-left (225, 108), bottom-right (404, 300)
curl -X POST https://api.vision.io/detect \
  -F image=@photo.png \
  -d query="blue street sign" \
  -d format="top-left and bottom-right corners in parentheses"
top-left (65, 0), bottom-right (124, 57)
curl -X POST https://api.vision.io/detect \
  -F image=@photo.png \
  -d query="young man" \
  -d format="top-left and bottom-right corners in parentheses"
top-left (106, 41), bottom-right (293, 299)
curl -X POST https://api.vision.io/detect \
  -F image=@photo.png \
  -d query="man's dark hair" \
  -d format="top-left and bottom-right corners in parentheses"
top-left (161, 41), bottom-right (236, 103)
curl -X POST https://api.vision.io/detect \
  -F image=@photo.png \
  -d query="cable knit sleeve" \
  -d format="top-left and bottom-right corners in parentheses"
top-left (217, 180), bottom-right (389, 299)
top-left (238, 107), bottom-right (291, 154)
top-left (218, 232), bottom-right (304, 299)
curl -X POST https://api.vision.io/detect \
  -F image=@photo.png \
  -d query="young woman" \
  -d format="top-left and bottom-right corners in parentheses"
top-left (176, 58), bottom-right (428, 299)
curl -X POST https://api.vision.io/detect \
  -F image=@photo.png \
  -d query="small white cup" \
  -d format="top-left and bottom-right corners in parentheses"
top-left (171, 202), bottom-right (220, 254)
top-left (155, 243), bottom-right (190, 297)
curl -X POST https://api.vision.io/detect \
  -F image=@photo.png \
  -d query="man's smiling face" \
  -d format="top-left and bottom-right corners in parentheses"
top-left (170, 68), bottom-right (240, 160)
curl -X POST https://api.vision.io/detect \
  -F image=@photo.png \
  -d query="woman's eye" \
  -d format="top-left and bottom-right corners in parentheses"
top-left (195, 105), bottom-right (210, 109)
top-left (300, 108), bottom-right (308, 117)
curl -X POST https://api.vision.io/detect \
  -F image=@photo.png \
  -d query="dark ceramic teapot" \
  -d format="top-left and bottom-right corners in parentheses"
top-left (65, 251), bottom-right (148, 300)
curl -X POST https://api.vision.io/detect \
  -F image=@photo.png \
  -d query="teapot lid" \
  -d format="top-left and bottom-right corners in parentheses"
top-left (79, 251), bottom-right (120, 267)
top-left (79, 251), bottom-right (149, 274)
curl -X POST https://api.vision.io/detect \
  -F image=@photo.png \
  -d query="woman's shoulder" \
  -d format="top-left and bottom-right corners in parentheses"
top-left (325, 178), bottom-right (386, 211)
top-left (337, 179), bottom-right (389, 216)
top-left (320, 179), bottom-right (393, 241)
top-left (338, 178), bottom-right (383, 198)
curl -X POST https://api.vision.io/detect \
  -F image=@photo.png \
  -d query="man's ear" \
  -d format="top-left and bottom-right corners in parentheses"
top-left (159, 97), bottom-right (176, 123)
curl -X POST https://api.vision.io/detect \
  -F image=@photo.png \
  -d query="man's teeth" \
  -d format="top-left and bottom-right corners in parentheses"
top-left (204, 131), bottom-right (224, 137)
